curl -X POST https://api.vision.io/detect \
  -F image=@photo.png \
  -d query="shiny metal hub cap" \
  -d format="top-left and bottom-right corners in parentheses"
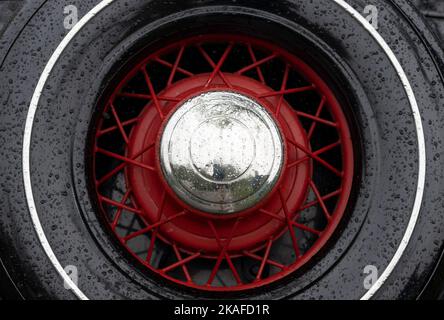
top-left (160, 91), bottom-right (284, 214)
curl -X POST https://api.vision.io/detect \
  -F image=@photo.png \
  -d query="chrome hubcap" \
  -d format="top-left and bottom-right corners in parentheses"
top-left (159, 91), bottom-right (284, 214)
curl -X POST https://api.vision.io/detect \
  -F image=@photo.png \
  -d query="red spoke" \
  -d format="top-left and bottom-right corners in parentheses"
top-left (111, 189), bottom-right (131, 230)
top-left (309, 181), bottom-right (331, 221)
top-left (208, 222), bottom-right (242, 285)
top-left (275, 64), bottom-right (290, 116)
top-left (278, 188), bottom-right (301, 258)
top-left (295, 110), bottom-right (338, 127)
top-left (96, 147), bottom-right (156, 172)
top-left (123, 210), bottom-right (186, 242)
top-left (162, 252), bottom-right (201, 273)
top-left (154, 56), bottom-right (194, 77)
top-left (300, 189), bottom-right (342, 211)
top-left (134, 191), bottom-right (169, 255)
top-left (118, 92), bottom-right (181, 102)
top-left (243, 251), bottom-right (286, 270)
top-left (198, 46), bottom-right (216, 67)
top-left (197, 45), bottom-right (232, 88)
top-left (156, 191), bottom-right (167, 221)
top-left (286, 156), bottom-right (307, 169)
top-left (256, 239), bottom-right (273, 280)
top-left (259, 85), bottom-right (315, 98)
top-left (98, 118), bottom-right (139, 136)
top-left (206, 256), bottom-right (224, 286)
top-left (236, 53), bottom-right (277, 75)
top-left (100, 196), bottom-right (142, 214)
top-left (109, 103), bottom-right (129, 144)
top-left (205, 43), bottom-right (234, 88)
top-left (145, 230), bottom-right (157, 263)
top-left (314, 140), bottom-right (341, 155)
top-left (285, 157), bottom-right (304, 170)
top-left (142, 68), bottom-right (164, 119)
top-left (286, 137), bottom-right (342, 176)
top-left (207, 220), bottom-right (241, 285)
top-left (259, 208), bottom-right (285, 222)
top-left (124, 191), bottom-right (168, 242)
top-left (167, 46), bottom-right (186, 86)
top-left (118, 92), bottom-right (151, 100)
top-left (247, 44), bottom-right (265, 84)
top-left (225, 255), bottom-right (242, 285)
top-left (96, 142), bottom-right (155, 186)
top-left (308, 96), bottom-right (326, 139)
top-left (292, 222), bottom-right (322, 236)
top-left (287, 140), bottom-right (341, 169)
top-left (173, 244), bottom-right (192, 282)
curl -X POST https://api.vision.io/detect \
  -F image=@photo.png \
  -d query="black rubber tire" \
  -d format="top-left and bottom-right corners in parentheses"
top-left (1, 0), bottom-right (444, 300)
top-left (412, 0), bottom-right (444, 45)
top-left (411, 0), bottom-right (444, 300)
top-left (0, 0), bottom-right (38, 301)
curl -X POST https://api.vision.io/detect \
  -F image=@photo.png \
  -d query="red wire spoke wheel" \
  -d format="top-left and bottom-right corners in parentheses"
top-left (92, 34), bottom-right (354, 291)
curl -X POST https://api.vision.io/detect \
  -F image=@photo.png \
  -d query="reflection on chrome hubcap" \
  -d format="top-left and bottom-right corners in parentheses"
top-left (159, 91), bottom-right (284, 214)
top-left (190, 117), bottom-right (255, 183)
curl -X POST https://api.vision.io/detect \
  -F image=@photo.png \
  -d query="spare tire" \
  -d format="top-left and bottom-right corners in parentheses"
top-left (0, 0), bottom-right (443, 300)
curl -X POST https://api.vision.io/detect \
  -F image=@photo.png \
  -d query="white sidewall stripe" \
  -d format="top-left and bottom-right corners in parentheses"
top-left (22, 0), bottom-right (425, 300)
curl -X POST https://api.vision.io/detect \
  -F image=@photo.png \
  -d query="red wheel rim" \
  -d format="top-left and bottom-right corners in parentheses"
top-left (92, 34), bottom-right (354, 291)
